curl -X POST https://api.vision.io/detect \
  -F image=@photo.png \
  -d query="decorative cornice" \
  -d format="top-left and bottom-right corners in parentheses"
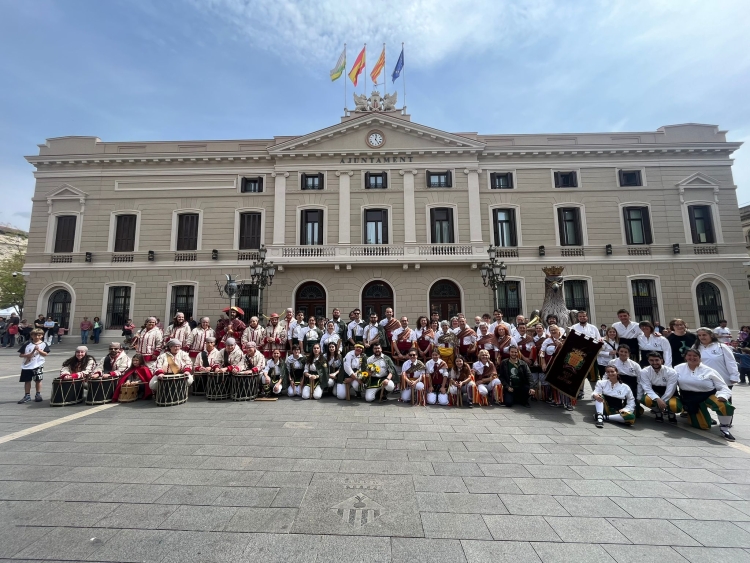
top-left (398, 169), bottom-right (418, 176)
top-left (335, 171), bottom-right (354, 177)
top-left (270, 171), bottom-right (290, 178)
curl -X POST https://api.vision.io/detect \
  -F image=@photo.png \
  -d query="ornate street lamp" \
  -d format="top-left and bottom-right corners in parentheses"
top-left (249, 245), bottom-right (276, 317)
top-left (480, 245), bottom-right (507, 309)
top-left (215, 274), bottom-right (246, 308)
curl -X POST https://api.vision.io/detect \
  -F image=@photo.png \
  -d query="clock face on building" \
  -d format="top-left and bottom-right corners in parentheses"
top-left (366, 130), bottom-right (385, 148)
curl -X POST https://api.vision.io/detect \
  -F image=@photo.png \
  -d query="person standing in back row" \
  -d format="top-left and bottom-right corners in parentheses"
top-left (79, 317), bottom-right (93, 345)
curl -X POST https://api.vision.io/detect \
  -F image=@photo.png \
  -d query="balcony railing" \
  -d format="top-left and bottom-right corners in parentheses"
top-left (350, 245), bottom-right (405, 257)
top-left (238, 251), bottom-right (261, 261)
top-left (175, 252), bottom-right (197, 261)
top-left (627, 247), bottom-right (651, 256)
top-left (50, 254), bottom-right (73, 263)
top-left (694, 245), bottom-right (718, 255)
top-left (282, 246), bottom-right (336, 258)
top-left (561, 247), bottom-right (585, 257)
top-left (418, 244), bottom-right (473, 256)
top-left (112, 253), bottom-right (134, 263)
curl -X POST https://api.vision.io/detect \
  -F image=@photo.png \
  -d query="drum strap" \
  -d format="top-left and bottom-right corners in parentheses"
top-left (167, 355), bottom-right (180, 374)
top-left (103, 356), bottom-right (113, 372)
top-left (201, 351), bottom-right (209, 367)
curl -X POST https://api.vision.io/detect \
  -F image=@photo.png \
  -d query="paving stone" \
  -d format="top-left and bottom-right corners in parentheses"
top-left (673, 546), bottom-right (750, 563)
top-left (443, 493), bottom-right (508, 514)
top-left (433, 462), bottom-right (485, 476)
top-left (256, 471), bottom-right (313, 488)
top-left (271, 487), bottom-right (307, 508)
top-left (492, 493), bottom-right (567, 516)
top-left (87, 528), bottom-right (175, 562)
top-left (603, 545), bottom-right (689, 563)
top-left (155, 485), bottom-right (227, 505)
top-left (316, 535), bottom-right (392, 563)
top-left (391, 537), bottom-right (467, 563)
top-left (553, 495), bottom-right (630, 518)
top-left (240, 532), bottom-right (320, 563)
top-left (415, 475), bottom-right (469, 493)
top-left (719, 485), bottom-right (750, 501)
top-left (212, 487), bottom-right (280, 507)
top-left (570, 465), bottom-right (632, 481)
top-left (563, 479), bottom-right (632, 497)
top-left (615, 480), bottom-right (684, 498)
top-left (612, 497), bottom-right (693, 519)
top-left (532, 542), bottom-right (616, 562)
top-left (0, 525), bottom-right (52, 558)
top-left (608, 518), bottom-right (701, 546)
top-left (159, 505), bottom-right (238, 531)
top-left (97, 502), bottom-right (178, 528)
top-left (671, 520), bottom-right (750, 548)
top-left (158, 530), bottom-right (253, 563)
top-left (513, 478), bottom-right (576, 496)
top-left (662, 468), bottom-right (730, 483)
top-left (14, 526), bottom-right (119, 561)
top-left (668, 498), bottom-right (750, 521)
top-left (462, 477), bottom-right (522, 495)
top-left (545, 516), bottom-right (629, 543)
top-left (575, 454), bottom-right (629, 466)
top-left (421, 512), bottom-right (491, 539)
top-left (224, 507), bottom-right (298, 533)
top-left (460, 540), bottom-right (541, 563)
top-left (525, 465), bottom-right (581, 479)
top-left (483, 515), bottom-right (560, 542)
top-left (668, 481), bottom-right (742, 500)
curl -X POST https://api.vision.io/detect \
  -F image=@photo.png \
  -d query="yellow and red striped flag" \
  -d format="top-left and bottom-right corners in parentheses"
top-left (348, 45), bottom-right (366, 86)
top-left (370, 46), bottom-right (385, 84)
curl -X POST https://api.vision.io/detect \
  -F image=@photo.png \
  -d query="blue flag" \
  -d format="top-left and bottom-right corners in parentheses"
top-left (391, 48), bottom-right (404, 82)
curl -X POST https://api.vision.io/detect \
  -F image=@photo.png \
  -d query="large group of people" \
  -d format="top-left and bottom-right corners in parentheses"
top-left (16, 304), bottom-right (742, 441)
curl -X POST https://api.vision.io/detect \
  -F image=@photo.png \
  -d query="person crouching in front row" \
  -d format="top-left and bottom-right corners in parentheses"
top-left (60, 346), bottom-right (98, 381)
top-left (639, 352), bottom-right (681, 424)
top-left (498, 345), bottom-right (535, 408)
top-left (592, 365), bottom-right (636, 428)
top-left (149, 339), bottom-right (193, 392)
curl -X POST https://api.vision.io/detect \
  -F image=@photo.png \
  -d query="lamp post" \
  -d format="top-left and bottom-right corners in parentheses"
top-left (480, 245), bottom-right (507, 310)
top-left (249, 245), bottom-right (276, 318)
top-left (215, 274), bottom-right (245, 309)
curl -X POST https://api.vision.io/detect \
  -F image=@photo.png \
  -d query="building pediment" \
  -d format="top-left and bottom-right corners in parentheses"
top-left (676, 172), bottom-right (720, 188)
top-left (267, 113), bottom-right (485, 157)
top-left (46, 184), bottom-right (88, 201)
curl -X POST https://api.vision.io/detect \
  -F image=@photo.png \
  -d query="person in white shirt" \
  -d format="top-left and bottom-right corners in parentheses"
top-left (320, 321), bottom-right (343, 354)
top-left (285, 345), bottom-right (305, 397)
top-left (472, 349), bottom-right (501, 404)
top-left (362, 313), bottom-right (383, 356)
top-left (676, 349), bottom-right (735, 441)
top-left (713, 320), bottom-right (732, 345)
top-left (510, 315), bottom-right (526, 341)
top-left (611, 309), bottom-right (641, 359)
top-left (263, 348), bottom-right (288, 395)
top-left (639, 352), bottom-right (681, 423)
top-left (608, 344), bottom-right (642, 413)
top-left (592, 365), bottom-right (636, 428)
top-left (695, 328), bottom-right (740, 388)
top-left (400, 350), bottom-right (426, 404)
top-left (636, 321), bottom-right (672, 368)
top-left (341, 344), bottom-right (365, 400)
top-left (425, 349), bottom-right (449, 405)
top-left (597, 327), bottom-right (619, 378)
top-left (568, 310), bottom-right (601, 341)
top-left (488, 309), bottom-right (512, 337)
top-left (347, 309), bottom-right (365, 348)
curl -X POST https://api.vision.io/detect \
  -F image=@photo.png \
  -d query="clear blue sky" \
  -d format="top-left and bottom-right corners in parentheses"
top-left (1, 0), bottom-right (749, 230)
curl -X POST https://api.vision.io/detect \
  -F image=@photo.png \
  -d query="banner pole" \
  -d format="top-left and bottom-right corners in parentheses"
top-left (383, 42), bottom-right (386, 98)
top-left (344, 43), bottom-right (347, 114)
top-left (402, 42), bottom-right (406, 112)
top-left (364, 43), bottom-right (367, 96)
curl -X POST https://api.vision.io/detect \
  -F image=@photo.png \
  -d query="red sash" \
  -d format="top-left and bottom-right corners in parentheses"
top-left (396, 328), bottom-right (413, 353)
top-left (431, 360), bottom-right (446, 387)
top-left (457, 327), bottom-right (476, 355)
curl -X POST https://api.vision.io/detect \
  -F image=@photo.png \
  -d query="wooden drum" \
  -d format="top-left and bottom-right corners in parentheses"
top-left (154, 374), bottom-right (189, 407)
top-left (118, 382), bottom-right (141, 403)
top-left (191, 371), bottom-right (207, 396)
top-left (205, 372), bottom-right (230, 400)
top-left (86, 376), bottom-right (116, 405)
top-left (231, 373), bottom-right (259, 401)
top-left (50, 377), bottom-right (85, 407)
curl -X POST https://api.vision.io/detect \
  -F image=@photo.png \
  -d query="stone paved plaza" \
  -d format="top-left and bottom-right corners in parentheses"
top-left (2, 340), bottom-right (750, 562)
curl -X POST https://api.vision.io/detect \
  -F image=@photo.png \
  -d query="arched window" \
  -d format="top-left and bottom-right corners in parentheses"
top-left (295, 282), bottom-right (327, 319)
top-left (362, 281), bottom-right (394, 319)
top-left (429, 280), bottom-right (461, 321)
top-left (696, 282), bottom-right (724, 328)
top-left (47, 289), bottom-right (72, 329)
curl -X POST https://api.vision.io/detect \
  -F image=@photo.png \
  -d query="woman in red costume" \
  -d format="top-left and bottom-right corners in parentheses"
top-left (112, 353), bottom-right (154, 402)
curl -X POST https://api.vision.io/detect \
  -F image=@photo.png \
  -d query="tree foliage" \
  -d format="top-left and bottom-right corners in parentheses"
top-left (0, 252), bottom-right (26, 316)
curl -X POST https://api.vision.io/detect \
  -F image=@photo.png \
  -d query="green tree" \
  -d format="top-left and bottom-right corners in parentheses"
top-left (0, 252), bottom-right (26, 316)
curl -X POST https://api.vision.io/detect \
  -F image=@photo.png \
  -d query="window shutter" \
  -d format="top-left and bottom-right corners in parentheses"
top-left (257, 177), bottom-right (263, 192)
top-left (446, 171), bottom-right (453, 187)
top-left (300, 174), bottom-right (306, 190)
top-left (382, 172), bottom-right (388, 189)
top-left (114, 214), bottom-right (136, 252)
top-left (618, 170), bottom-right (625, 186)
top-left (574, 208), bottom-right (583, 245)
top-left (571, 172), bottom-right (578, 188)
top-left (317, 173), bottom-right (324, 189)
top-left (493, 209), bottom-right (500, 245)
top-left (641, 207), bottom-right (653, 245)
top-left (300, 210), bottom-right (306, 244)
top-left (622, 208), bottom-right (633, 245)
top-left (382, 209), bottom-right (389, 244)
top-left (554, 172), bottom-right (561, 188)
top-left (508, 208), bottom-right (517, 246)
top-left (54, 215), bottom-right (76, 253)
top-left (704, 207), bottom-right (715, 243)
top-left (557, 208), bottom-right (566, 244)
top-left (688, 207), bottom-right (699, 243)
top-left (364, 172), bottom-right (370, 188)
top-left (239, 212), bottom-right (261, 249)
top-left (490, 173), bottom-right (497, 189)
top-left (426, 171), bottom-right (432, 187)
top-left (177, 213), bottom-right (199, 251)
top-left (447, 208), bottom-right (455, 243)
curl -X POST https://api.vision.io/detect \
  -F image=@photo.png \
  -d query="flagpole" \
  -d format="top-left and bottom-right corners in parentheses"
top-left (382, 42), bottom-right (386, 99)
top-left (402, 42), bottom-right (407, 113)
top-left (344, 43), bottom-right (347, 114)
top-left (363, 43), bottom-right (367, 96)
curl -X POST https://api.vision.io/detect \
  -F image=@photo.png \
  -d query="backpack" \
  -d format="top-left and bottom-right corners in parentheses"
top-left (7, 324), bottom-right (18, 335)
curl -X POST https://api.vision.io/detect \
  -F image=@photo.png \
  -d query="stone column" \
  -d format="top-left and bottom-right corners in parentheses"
top-left (336, 171), bottom-right (353, 244)
top-left (272, 171), bottom-right (289, 245)
top-left (465, 168), bottom-right (483, 243)
top-left (400, 169), bottom-right (417, 244)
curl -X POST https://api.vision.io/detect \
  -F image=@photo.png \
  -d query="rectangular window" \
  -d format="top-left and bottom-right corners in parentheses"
top-left (237, 285), bottom-right (260, 318)
top-left (564, 280), bottom-right (590, 312)
top-left (170, 285), bottom-right (195, 320)
top-left (300, 209), bottom-right (323, 245)
top-left (493, 208), bottom-right (517, 247)
top-left (557, 207), bottom-right (583, 246)
top-left (241, 177), bottom-right (263, 193)
top-left (54, 215), bottom-right (77, 253)
top-left (426, 170), bottom-right (453, 188)
top-left (113, 214), bottom-right (137, 252)
top-left (619, 170), bottom-right (642, 187)
top-left (631, 279), bottom-right (658, 323)
top-left (623, 206), bottom-right (653, 245)
top-left (430, 208), bottom-right (455, 243)
top-left (365, 172), bottom-right (387, 189)
top-left (364, 209), bottom-right (389, 244)
top-left (239, 212), bottom-right (262, 250)
top-left (688, 205), bottom-right (716, 244)
top-left (554, 171), bottom-right (578, 188)
top-left (490, 172), bottom-right (513, 189)
top-left (106, 286), bottom-right (131, 330)
top-left (176, 213), bottom-right (199, 251)
top-left (301, 173), bottom-right (324, 190)
top-left (496, 281), bottom-right (522, 319)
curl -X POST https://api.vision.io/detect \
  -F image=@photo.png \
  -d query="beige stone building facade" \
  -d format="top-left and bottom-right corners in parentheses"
top-left (22, 110), bottom-right (748, 337)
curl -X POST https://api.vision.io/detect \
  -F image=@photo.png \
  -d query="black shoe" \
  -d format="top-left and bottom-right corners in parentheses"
top-left (467, 403), bottom-right (473, 409)
top-left (720, 426), bottom-right (735, 442)
top-left (654, 412), bottom-right (664, 423)
top-left (595, 414), bottom-right (604, 428)
top-left (710, 418), bottom-right (717, 426)
top-left (668, 412), bottom-right (677, 424)
top-left (680, 411), bottom-right (688, 418)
